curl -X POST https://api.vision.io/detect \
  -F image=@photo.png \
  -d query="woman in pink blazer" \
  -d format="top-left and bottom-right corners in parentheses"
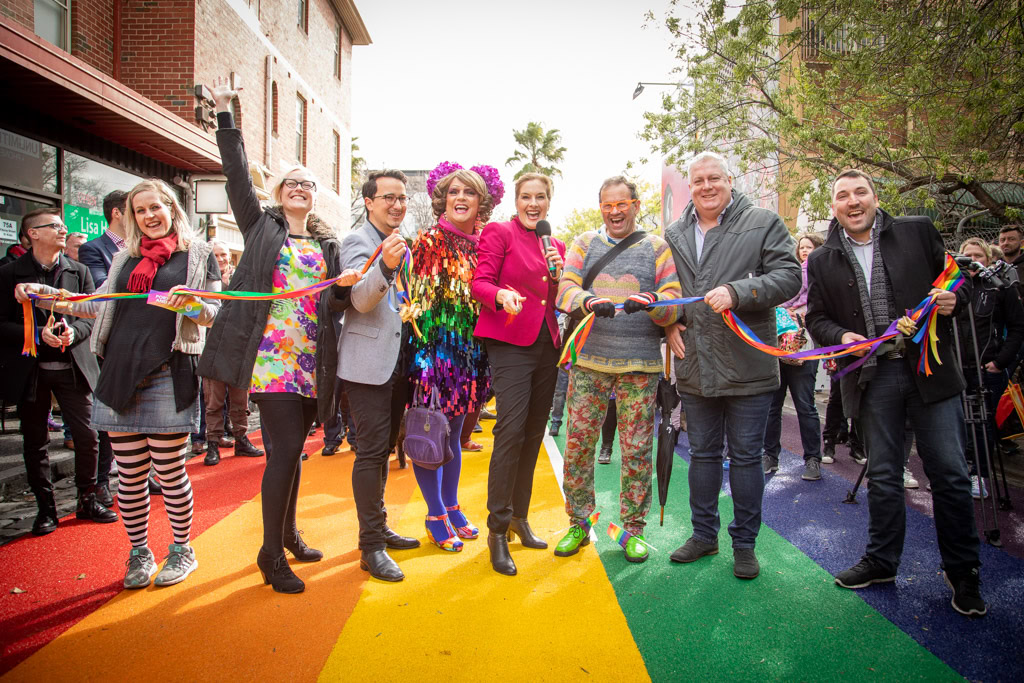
top-left (471, 172), bottom-right (565, 576)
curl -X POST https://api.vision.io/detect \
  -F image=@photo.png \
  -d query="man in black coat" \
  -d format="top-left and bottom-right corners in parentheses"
top-left (0, 209), bottom-right (117, 535)
top-left (806, 170), bottom-right (985, 617)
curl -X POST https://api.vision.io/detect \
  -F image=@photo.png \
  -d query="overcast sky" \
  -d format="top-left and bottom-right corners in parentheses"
top-left (350, 0), bottom-right (683, 227)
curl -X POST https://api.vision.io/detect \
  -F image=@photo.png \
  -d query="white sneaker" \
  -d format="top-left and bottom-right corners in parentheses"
top-left (903, 468), bottom-right (919, 489)
top-left (971, 475), bottom-right (988, 499)
top-left (821, 454), bottom-right (834, 464)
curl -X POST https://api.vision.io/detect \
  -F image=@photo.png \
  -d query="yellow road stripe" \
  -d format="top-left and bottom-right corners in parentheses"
top-left (318, 424), bottom-right (650, 683)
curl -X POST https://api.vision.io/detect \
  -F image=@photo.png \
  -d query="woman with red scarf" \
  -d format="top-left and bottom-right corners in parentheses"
top-left (19, 179), bottom-right (222, 590)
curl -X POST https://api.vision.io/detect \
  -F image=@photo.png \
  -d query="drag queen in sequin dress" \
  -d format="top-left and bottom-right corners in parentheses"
top-left (405, 162), bottom-right (502, 552)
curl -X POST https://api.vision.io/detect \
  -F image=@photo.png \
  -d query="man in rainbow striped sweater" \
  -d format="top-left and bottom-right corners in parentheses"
top-left (553, 176), bottom-right (682, 563)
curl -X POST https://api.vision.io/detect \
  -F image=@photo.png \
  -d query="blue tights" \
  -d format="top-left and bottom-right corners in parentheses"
top-left (413, 414), bottom-right (469, 538)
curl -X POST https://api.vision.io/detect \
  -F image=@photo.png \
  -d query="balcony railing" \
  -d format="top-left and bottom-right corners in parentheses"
top-left (801, 9), bottom-right (886, 62)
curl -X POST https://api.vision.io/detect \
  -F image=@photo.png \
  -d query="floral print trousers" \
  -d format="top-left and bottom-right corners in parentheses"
top-left (564, 367), bottom-right (657, 535)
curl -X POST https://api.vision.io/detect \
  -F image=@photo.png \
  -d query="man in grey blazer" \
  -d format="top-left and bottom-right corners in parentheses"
top-left (337, 170), bottom-right (420, 582)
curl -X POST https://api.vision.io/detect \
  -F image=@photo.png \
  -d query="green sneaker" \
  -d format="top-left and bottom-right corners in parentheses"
top-left (554, 524), bottom-right (591, 557)
top-left (624, 534), bottom-right (649, 563)
top-left (154, 543), bottom-right (198, 586)
top-left (124, 546), bottom-right (157, 589)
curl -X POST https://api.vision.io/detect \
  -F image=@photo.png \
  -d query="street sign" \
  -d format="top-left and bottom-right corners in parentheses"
top-left (63, 203), bottom-right (105, 239)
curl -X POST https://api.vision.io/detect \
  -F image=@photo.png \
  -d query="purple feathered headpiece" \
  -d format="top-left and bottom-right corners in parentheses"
top-left (426, 161), bottom-right (505, 207)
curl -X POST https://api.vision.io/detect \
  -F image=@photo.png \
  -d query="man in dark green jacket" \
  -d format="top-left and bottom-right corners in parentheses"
top-left (663, 151), bottom-right (800, 580)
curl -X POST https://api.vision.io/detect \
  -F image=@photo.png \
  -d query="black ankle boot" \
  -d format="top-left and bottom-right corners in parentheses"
top-left (32, 492), bottom-right (58, 536)
top-left (284, 528), bottom-right (323, 562)
top-left (76, 488), bottom-right (118, 524)
top-left (488, 532), bottom-right (517, 576)
top-left (204, 441), bottom-right (221, 466)
top-left (234, 434), bottom-right (264, 457)
top-left (256, 548), bottom-right (305, 594)
top-left (507, 517), bottom-right (548, 549)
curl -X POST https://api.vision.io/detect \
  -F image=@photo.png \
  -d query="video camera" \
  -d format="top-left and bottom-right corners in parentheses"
top-left (953, 255), bottom-right (1020, 290)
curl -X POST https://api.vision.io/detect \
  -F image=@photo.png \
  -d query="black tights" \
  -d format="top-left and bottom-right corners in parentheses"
top-left (256, 395), bottom-right (318, 555)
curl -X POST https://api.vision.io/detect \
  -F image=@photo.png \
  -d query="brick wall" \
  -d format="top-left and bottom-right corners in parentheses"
top-left (71, 0), bottom-right (114, 76)
top-left (0, 0), bottom-right (33, 30)
top-left (119, 0), bottom-right (196, 120)
top-left (194, 0), bottom-right (353, 231)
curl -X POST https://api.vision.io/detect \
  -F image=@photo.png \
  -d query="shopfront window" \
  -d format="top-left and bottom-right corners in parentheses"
top-left (0, 128), bottom-right (58, 194)
top-left (62, 152), bottom-right (143, 240)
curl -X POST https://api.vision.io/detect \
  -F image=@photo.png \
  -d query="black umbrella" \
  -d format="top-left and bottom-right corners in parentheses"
top-left (656, 357), bottom-right (680, 526)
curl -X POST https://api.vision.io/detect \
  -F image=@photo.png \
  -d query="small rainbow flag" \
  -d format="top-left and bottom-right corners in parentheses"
top-left (580, 510), bottom-right (600, 534)
top-left (607, 522), bottom-right (631, 550)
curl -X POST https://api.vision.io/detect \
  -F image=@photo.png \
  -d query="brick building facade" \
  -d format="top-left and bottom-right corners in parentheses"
top-left (0, 0), bottom-right (369, 257)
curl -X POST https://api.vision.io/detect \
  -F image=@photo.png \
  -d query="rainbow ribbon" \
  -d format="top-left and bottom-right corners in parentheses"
top-left (22, 245), bottom-right (414, 357)
top-left (558, 255), bottom-right (964, 376)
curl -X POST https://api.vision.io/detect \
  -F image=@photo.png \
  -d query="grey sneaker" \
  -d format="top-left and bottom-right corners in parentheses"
top-left (154, 543), bottom-right (198, 587)
top-left (733, 547), bottom-right (760, 579)
top-left (670, 536), bottom-right (719, 563)
top-left (124, 546), bottom-right (158, 589)
top-left (762, 455), bottom-right (779, 474)
top-left (802, 458), bottom-right (822, 481)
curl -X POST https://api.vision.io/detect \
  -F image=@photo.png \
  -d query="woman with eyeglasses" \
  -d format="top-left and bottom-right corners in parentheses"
top-left (197, 76), bottom-right (361, 594)
top-left (471, 172), bottom-right (564, 576)
top-left (404, 162), bottom-right (501, 552)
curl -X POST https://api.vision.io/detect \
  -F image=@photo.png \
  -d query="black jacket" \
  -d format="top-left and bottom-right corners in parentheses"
top-left (0, 253), bottom-right (100, 403)
top-left (955, 276), bottom-right (1024, 371)
top-left (196, 122), bottom-right (345, 423)
top-left (805, 210), bottom-right (967, 417)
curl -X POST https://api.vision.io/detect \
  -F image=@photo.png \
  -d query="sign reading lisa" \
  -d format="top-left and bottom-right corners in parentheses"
top-left (146, 290), bottom-right (202, 318)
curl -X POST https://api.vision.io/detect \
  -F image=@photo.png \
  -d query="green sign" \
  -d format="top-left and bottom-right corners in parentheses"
top-left (63, 203), bottom-right (105, 240)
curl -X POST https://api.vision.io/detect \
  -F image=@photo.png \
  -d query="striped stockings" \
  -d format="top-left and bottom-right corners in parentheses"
top-left (110, 432), bottom-right (193, 548)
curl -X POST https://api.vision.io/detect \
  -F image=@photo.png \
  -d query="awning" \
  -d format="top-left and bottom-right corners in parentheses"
top-left (0, 17), bottom-right (222, 173)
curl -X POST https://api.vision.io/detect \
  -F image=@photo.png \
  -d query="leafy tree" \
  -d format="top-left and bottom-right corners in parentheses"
top-left (506, 122), bottom-right (568, 180)
top-left (642, 0), bottom-right (1024, 226)
top-left (556, 207), bottom-right (603, 246)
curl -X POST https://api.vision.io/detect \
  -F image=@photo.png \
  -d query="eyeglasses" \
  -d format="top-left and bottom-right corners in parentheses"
top-left (373, 194), bottom-right (410, 206)
top-left (283, 179), bottom-right (317, 191)
top-left (30, 222), bottom-right (68, 232)
top-left (599, 199), bottom-right (639, 213)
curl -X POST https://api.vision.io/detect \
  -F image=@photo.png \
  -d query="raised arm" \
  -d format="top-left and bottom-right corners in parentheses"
top-left (212, 76), bottom-right (263, 234)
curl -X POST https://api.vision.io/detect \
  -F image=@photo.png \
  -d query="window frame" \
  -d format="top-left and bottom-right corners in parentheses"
top-left (34, 0), bottom-right (71, 50)
top-left (295, 94), bottom-right (307, 164)
top-left (331, 130), bottom-right (340, 193)
top-left (297, 0), bottom-right (308, 33)
top-left (333, 21), bottom-right (342, 80)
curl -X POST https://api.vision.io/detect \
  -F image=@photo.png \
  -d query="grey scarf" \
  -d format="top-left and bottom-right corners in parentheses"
top-left (839, 213), bottom-right (897, 379)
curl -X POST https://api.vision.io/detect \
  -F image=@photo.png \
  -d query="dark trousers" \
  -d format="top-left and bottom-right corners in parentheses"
top-left (602, 398), bottom-right (617, 446)
top-left (550, 367), bottom-right (570, 425)
top-left (347, 370), bottom-right (407, 551)
top-left (191, 384), bottom-right (207, 445)
top-left (763, 360), bottom-right (822, 460)
top-left (485, 331), bottom-right (559, 533)
top-left (205, 379), bottom-right (248, 440)
top-left (823, 377), bottom-right (861, 450)
top-left (19, 368), bottom-right (98, 498)
top-left (858, 358), bottom-right (980, 574)
top-left (324, 379), bottom-right (357, 449)
top-left (256, 394), bottom-right (318, 555)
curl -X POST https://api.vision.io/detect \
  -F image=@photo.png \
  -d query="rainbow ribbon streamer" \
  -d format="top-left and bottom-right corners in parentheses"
top-left (22, 245), bottom-right (417, 356)
top-left (559, 255), bottom-right (964, 377)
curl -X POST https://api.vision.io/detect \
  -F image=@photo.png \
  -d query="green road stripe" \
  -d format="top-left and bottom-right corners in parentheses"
top-left (550, 416), bottom-right (959, 681)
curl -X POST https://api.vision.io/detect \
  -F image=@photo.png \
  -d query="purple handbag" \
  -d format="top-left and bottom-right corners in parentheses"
top-left (402, 386), bottom-right (453, 470)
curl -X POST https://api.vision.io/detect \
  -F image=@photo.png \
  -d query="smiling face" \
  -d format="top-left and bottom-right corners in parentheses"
top-left (687, 159), bottom-right (733, 222)
top-left (280, 171), bottom-right (317, 215)
top-left (599, 182), bottom-right (638, 240)
top-left (212, 243), bottom-right (231, 272)
top-left (132, 190), bottom-right (174, 240)
top-left (831, 176), bottom-right (878, 239)
top-left (25, 212), bottom-right (67, 254)
top-left (365, 176), bottom-right (407, 231)
top-left (445, 177), bottom-right (480, 231)
top-left (515, 179), bottom-right (550, 230)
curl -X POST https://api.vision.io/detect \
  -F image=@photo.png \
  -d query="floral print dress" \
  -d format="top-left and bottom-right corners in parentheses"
top-left (250, 236), bottom-right (326, 398)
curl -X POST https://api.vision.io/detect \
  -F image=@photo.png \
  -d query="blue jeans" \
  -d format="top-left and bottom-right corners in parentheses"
top-left (679, 391), bottom-right (773, 548)
top-left (763, 360), bottom-right (821, 461)
top-left (858, 358), bottom-right (980, 574)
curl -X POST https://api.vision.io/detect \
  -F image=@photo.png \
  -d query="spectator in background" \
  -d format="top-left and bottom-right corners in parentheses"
top-left (762, 232), bottom-right (825, 481)
top-left (201, 239), bottom-right (263, 466)
top-left (64, 233), bottom-right (87, 262)
top-left (0, 229), bottom-right (31, 266)
top-left (2, 209), bottom-right (117, 536)
top-left (997, 224), bottom-right (1024, 288)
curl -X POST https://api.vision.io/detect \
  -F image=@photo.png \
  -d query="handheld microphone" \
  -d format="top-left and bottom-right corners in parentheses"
top-left (535, 220), bottom-right (557, 276)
